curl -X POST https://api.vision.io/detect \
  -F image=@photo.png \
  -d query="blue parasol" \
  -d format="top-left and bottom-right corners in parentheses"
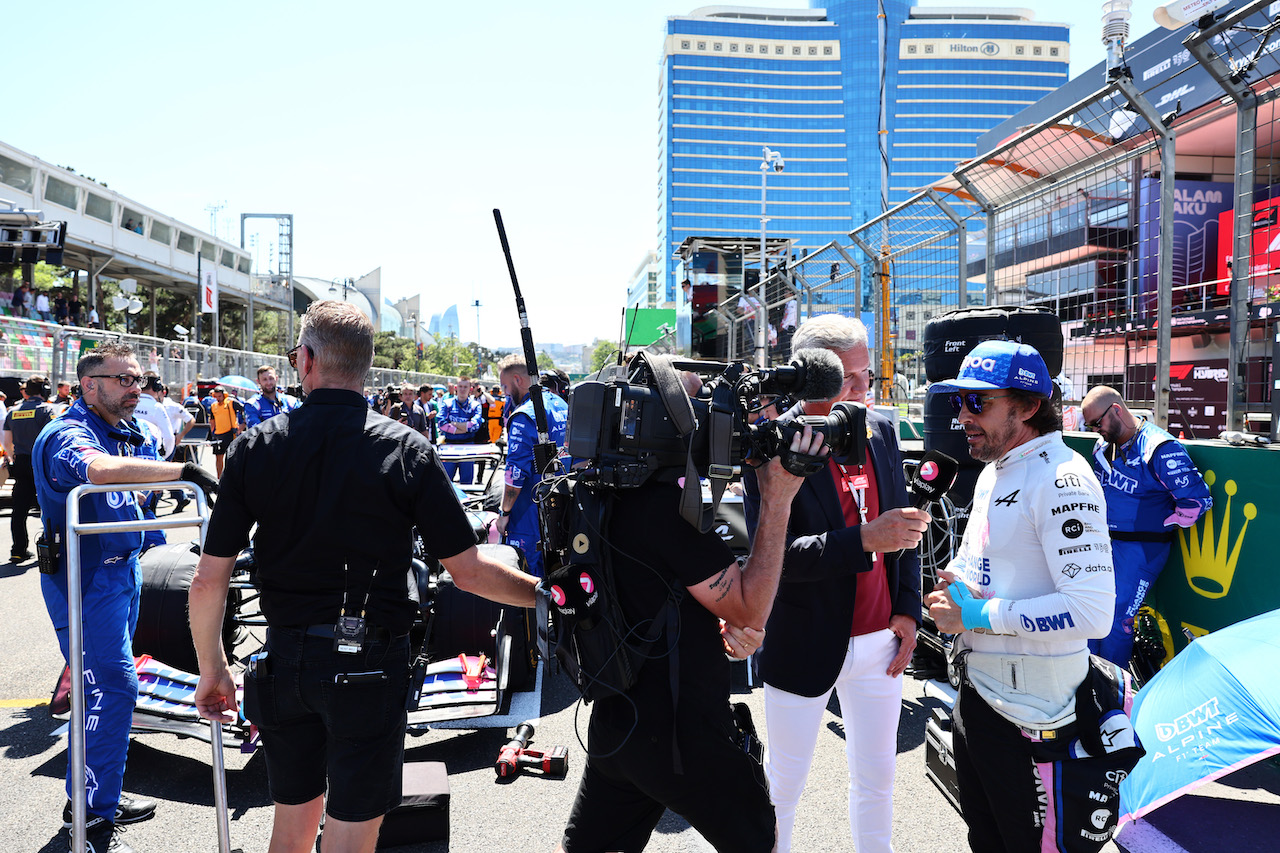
top-left (1119, 608), bottom-right (1280, 824)
top-left (216, 375), bottom-right (259, 393)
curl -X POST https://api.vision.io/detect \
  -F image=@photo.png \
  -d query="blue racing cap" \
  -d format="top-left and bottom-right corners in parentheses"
top-left (933, 340), bottom-right (1052, 395)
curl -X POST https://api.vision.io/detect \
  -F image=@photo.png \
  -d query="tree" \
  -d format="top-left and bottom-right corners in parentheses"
top-left (589, 338), bottom-right (618, 373)
top-left (536, 351), bottom-right (557, 371)
top-left (421, 337), bottom-right (477, 377)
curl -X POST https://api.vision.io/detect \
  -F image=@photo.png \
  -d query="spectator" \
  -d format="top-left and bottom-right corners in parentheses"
top-left (34, 290), bottom-right (51, 321)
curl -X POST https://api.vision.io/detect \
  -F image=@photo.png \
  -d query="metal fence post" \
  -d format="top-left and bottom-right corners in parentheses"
top-left (1114, 74), bottom-right (1174, 428)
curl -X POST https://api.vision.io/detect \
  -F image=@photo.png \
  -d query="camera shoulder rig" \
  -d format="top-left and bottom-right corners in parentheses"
top-left (632, 351), bottom-right (737, 535)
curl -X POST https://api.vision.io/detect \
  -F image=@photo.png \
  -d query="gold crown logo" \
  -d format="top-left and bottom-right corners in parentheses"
top-left (1180, 470), bottom-right (1256, 600)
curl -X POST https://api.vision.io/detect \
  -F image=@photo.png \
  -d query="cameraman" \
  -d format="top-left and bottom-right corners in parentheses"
top-left (556, 427), bottom-right (825, 853)
top-left (189, 302), bottom-right (538, 853)
top-left (744, 314), bottom-right (927, 853)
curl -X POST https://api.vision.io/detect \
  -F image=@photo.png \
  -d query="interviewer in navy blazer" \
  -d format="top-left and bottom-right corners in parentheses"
top-left (745, 314), bottom-right (928, 853)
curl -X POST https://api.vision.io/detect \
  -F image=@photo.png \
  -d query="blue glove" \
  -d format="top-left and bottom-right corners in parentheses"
top-left (947, 580), bottom-right (994, 632)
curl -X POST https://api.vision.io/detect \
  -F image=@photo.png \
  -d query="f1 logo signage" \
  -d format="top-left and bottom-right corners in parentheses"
top-left (201, 268), bottom-right (219, 314)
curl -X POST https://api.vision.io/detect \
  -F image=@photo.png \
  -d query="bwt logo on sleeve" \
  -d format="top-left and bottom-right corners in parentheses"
top-left (1020, 611), bottom-right (1076, 632)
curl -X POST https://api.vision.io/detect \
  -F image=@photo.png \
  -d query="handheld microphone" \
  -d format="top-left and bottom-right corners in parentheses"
top-left (757, 348), bottom-right (844, 401)
top-left (893, 450), bottom-right (959, 559)
top-left (908, 450), bottom-right (960, 509)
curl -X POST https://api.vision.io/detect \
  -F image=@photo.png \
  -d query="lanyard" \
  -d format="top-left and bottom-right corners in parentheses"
top-left (834, 461), bottom-right (870, 525)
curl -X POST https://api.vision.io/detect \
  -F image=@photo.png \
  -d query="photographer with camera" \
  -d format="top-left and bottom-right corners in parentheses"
top-left (743, 314), bottom-right (927, 853)
top-left (554, 422), bottom-right (825, 853)
top-left (189, 301), bottom-right (538, 853)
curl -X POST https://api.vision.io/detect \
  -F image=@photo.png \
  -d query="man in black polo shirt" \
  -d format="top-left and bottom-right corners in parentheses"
top-left (189, 301), bottom-right (538, 853)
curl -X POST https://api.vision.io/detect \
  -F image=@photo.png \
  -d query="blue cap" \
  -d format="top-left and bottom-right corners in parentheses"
top-left (933, 340), bottom-right (1052, 395)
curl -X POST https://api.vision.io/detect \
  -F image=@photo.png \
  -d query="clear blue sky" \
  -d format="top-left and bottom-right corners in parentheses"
top-left (5, 0), bottom-right (1168, 349)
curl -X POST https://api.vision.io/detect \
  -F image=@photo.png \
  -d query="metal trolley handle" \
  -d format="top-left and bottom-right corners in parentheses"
top-left (63, 482), bottom-right (230, 853)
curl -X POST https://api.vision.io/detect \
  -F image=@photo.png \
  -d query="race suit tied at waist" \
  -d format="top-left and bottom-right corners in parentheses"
top-left (962, 647), bottom-right (1090, 731)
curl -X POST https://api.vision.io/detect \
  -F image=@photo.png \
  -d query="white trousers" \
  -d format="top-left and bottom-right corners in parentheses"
top-left (764, 628), bottom-right (903, 853)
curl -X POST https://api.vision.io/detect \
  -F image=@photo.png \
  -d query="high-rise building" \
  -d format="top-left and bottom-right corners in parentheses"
top-left (888, 6), bottom-right (1069, 209)
top-left (657, 4), bottom-right (1069, 333)
top-left (658, 7), bottom-right (852, 309)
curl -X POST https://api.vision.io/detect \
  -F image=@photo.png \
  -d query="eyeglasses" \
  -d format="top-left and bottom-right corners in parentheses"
top-left (87, 373), bottom-right (144, 388)
top-left (287, 344), bottom-right (312, 369)
top-left (1084, 402), bottom-right (1119, 431)
top-left (844, 369), bottom-right (875, 387)
top-left (949, 393), bottom-right (1011, 415)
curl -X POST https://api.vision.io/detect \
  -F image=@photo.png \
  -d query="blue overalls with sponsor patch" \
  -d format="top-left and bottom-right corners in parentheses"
top-left (1090, 420), bottom-right (1210, 665)
top-left (503, 387), bottom-right (568, 577)
top-left (33, 401), bottom-right (148, 820)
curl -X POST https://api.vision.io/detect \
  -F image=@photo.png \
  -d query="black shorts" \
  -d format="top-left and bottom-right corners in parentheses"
top-left (211, 431), bottom-right (236, 456)
top-left (243, 627), bottom-right (411, 822)
top-left (561, 697), bottom-right (775, 853)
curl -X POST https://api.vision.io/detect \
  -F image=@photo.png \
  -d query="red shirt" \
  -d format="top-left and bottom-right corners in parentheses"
top-left (828, 457), bottom-right (891, 637)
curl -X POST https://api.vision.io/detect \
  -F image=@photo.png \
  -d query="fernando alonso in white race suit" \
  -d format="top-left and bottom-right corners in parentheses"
top-left (927, 340), bottom-right (1125, 853)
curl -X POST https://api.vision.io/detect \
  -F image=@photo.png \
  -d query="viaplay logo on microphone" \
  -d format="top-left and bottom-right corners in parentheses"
top-left (550, 585), bottom-right (567, 607)
top-left (579, 572), bottom-right (595, 595)
top-left (920, 461), bottom-right (938, 482)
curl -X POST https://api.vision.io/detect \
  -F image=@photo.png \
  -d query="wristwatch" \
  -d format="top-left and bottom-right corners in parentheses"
top-left (499, 508), bottom-right (511, 517)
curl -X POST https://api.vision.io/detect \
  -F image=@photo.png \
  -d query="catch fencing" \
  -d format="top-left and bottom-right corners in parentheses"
top-left (0, 314), bottom-right (450, 394)
top-left (830, 0), bottom-right (1280, 437)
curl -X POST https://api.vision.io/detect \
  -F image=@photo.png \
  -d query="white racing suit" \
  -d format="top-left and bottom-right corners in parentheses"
top-left (947, 433), bottom-right (1135, 852)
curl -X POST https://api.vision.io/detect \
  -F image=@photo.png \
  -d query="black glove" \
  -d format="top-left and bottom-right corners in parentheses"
top-left (181, 462), bottom-right (219, 503)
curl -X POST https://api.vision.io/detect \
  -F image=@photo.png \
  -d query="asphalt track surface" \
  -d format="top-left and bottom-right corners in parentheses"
top-left (1, 468), bottom-right (1275, 852)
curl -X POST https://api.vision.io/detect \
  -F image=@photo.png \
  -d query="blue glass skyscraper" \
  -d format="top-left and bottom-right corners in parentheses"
top-left (887, 7), bottom-right (1069, 208)
top-left (659, 5), bottom-right (1068, 329)
top-left (659, 8), bottom-right (853, 306)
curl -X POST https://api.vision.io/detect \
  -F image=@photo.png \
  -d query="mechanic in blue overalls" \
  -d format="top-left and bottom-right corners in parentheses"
top-left (438, 375), bottom-right (484, 484)
top-left (244, 365), bottom-right (297, 428)
top-left (1080, 386), bottom-right (1211, 667)
top-left (494, 355), bottom-right (567, 577)
top-left (33, 342), bottom-right (218, 852)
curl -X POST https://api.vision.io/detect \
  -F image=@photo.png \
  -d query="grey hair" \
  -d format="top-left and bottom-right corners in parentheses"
top-left (791, 313), bottom-right (869, 354)
top-left (298, 300), bottom-right (374, 386)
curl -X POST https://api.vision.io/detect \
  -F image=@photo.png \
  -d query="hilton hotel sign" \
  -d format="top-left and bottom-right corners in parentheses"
top-left (899, 39), bottom-right (1067, 62)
